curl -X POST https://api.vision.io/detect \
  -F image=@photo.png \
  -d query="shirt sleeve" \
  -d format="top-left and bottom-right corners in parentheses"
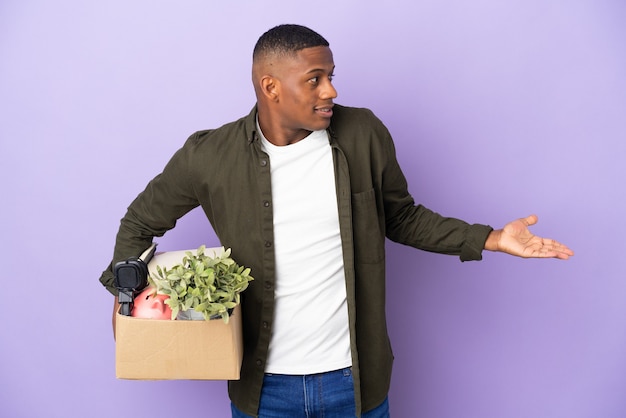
top-left (98, 134), bottom-right (202, 295)
top-left (376, 120), bottom-right (493, 261)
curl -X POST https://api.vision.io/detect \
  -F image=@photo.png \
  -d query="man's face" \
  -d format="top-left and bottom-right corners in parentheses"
top-left (273, 46), bottom-right (337, 139)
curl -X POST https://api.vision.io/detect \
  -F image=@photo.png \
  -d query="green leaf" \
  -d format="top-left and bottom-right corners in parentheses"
top-left (149, 245), bottom-right (253, 321)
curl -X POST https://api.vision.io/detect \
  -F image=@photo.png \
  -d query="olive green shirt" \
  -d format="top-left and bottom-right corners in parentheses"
top-left (100, 105), bottom-right (492, 416)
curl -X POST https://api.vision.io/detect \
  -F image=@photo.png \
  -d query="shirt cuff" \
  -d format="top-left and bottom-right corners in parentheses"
top-left (460, 223), bottom-right (493, 262)
top-left (99, 267), bottom-right (119, 296)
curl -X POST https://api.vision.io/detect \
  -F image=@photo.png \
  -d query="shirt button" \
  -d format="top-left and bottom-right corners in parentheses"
top-left (262, 321), bottom-right (269, 329)
top-left (264, 241), bottom-right (272, 248)
top-left (256, 359), bottom-right (263, 367)
top-left (263, 200), bottom-right (270, 207)
top-left (264, 282), bottom-right (272, 290)
top-left (260, 160), bottom-right (267, 167)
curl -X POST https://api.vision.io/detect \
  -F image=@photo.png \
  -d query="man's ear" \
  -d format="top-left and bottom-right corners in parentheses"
top-left (260, 75), bottom-right (279, 102)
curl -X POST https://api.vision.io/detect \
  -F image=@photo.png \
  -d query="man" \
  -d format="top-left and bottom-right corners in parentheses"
top-left (100, 24), bottom-right (573, 417)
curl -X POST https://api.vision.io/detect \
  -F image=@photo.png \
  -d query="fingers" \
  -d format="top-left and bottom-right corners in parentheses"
top-left (540, 237), bottom-right (575, 259)
top-left (522, 214), bottom-right (538, 227)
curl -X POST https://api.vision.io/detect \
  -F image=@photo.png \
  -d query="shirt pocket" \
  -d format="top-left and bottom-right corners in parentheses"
top-left (351, 188), bottom-right (385, 264)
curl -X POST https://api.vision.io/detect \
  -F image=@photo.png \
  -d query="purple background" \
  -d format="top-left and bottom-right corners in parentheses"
top-left (2, 1), bottom-right (625, 417)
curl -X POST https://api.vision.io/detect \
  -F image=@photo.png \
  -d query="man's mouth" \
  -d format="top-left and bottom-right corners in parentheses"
top-left (315, 105), bottom-right (334, 117)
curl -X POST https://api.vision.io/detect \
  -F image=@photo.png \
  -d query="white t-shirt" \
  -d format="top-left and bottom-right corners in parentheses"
top-left (258, 126), bottom-right (352, 375)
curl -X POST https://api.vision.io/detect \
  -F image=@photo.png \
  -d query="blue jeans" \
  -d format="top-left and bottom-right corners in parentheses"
top-left (231, 368), bottom-right (389, 417)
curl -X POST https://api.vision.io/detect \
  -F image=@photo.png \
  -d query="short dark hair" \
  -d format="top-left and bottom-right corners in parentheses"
top-left (253, 24), bottom-right (329, 60)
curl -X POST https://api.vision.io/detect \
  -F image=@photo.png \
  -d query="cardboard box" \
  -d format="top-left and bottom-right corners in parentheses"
top-left (115, 248), bottom-right (243, 380)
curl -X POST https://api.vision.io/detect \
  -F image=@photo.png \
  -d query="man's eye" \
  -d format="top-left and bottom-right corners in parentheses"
top-left (309, 74), bottom-right (334, 85)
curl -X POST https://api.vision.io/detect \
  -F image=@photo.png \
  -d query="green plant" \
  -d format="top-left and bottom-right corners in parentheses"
top-left (148, 245), bottom-right (253, 323)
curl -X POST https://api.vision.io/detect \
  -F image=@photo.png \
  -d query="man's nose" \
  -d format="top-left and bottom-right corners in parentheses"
top-left (321, 81), bottom-right (338, 100)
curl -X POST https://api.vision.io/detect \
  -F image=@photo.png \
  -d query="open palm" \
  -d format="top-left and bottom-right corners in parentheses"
top-left (494, 215), bottom-right (573, 260)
